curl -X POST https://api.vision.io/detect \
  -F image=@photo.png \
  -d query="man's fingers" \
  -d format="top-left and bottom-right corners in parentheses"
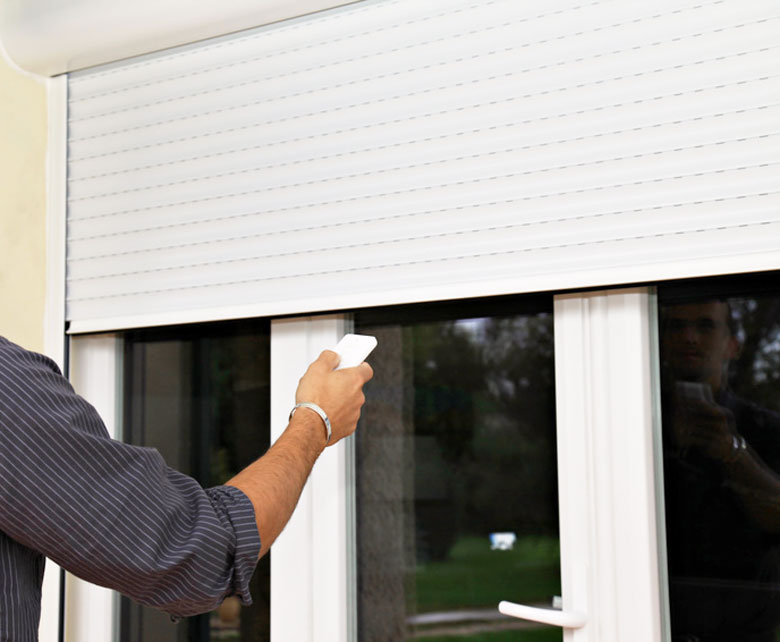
top-left (316, 349), bottom-right (341, 370)
top-left (356, 361), bottom-right (374, 382)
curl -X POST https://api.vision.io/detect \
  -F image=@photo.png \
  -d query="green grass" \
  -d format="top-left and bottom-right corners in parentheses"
top-left (420, 629), bottom-right (562, 642)
top-left (413, 535), bottom-right (561, 613)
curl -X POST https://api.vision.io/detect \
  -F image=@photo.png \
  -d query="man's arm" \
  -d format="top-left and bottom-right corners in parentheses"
top-left (0, 337), bottom-right (371, 615)
top-left (671, 396), bottom-right (780, 532)
top-left (226, 349), bottom-right (373, 557)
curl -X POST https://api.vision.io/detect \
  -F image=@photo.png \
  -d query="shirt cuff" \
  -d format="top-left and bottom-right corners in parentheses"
top-left (205, 485), bottom-right (261, 606)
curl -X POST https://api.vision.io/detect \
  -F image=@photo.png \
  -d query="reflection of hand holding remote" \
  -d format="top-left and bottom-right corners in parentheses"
top-left (672, 381), bottom-right (738, 462)
top-left (669, 379), bottom-right (780, 533)
top-left (675, 381), bottom-right (714, 404)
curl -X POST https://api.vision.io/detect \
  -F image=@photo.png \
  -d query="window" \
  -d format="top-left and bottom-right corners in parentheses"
top-left (120, 320), bottom-right (271, 642)
top-left (65, 286), bottom-right (668, 642)
top-left (354, 297), bottom-right (561, 641)
top-left (658, 274), bottom-right (780, 641)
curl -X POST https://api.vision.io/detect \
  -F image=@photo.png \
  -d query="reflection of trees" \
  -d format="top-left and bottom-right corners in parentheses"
top-left (409, 295), bottom-right (780, 557)
top-left (412, 322), bottom-right (485, 561)
top-left (411, 313), bottom-right (557, 561)
top-left (730, 298), bottom-right (780, 414)
top-left (475, 315), bottom-right (557, 536)
top-left (413, 323), bottom-right (486, 461)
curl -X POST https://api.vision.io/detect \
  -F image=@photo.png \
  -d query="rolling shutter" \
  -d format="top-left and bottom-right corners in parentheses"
top-left (66, 0), bottom-right (780, 332)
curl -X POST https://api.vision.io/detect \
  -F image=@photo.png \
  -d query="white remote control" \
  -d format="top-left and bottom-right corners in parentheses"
top-left (332, 334), bottom-right (377, 370)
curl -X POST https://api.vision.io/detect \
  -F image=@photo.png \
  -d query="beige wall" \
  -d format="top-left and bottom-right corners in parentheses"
top-left (0, 53), bottom-right (47, 352)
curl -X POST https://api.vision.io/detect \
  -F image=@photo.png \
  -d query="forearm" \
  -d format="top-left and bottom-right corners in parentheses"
top-left (672, 398), bottom-right (780, 532)
top-left (723, 446), bottom-right (780, 532)
top-left (224, 352), bottom-right (373, 558)
top-left (226, 410), bottom-right (328, 558)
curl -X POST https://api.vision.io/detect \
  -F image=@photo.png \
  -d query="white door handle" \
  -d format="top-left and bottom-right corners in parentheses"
top-left (498, 601), bottom-right (587, 629)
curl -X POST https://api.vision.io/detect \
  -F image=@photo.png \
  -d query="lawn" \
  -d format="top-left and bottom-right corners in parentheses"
top-left (420, 629), bottom-right (562, 642)
top-left (413, 535), bottom-right (561, 613)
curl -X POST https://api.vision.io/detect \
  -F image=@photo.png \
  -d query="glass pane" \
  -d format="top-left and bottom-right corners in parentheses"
top-left (659, 283), bottom-right (780, 641)
top-left (121, 320), bottom-right (271, 642)
top-left (355, 299), bottom-right (561, 642)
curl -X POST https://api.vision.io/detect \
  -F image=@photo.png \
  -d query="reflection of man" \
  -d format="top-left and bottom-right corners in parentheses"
top-left (662, 300), bottom-right (780, 642)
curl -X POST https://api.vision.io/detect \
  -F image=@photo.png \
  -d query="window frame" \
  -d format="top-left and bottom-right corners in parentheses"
top-left (553, 288), bottom-right (669, 642)
top-left (61, 287), bottom-right (672, 642)
top-left (269, 315), bottom-right (358, 642)
top-left (64, 334), bottom-right (123, 642)
top-left (40, 72), bottom-right (68, 642)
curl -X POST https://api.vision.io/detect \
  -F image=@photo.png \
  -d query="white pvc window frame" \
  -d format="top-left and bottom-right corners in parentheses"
top-left (553, 287), bottom-right (669, 642)
top-left (61, 316), bottom-right (360, 642)
top-left (39, 73), bottom-right (68, 642)
top-left (269, 315), bottom-right (357, 642)
top-left (60, 287), bottom-right (671, 642)
top-left (64, 335), bottom-right (123, 642)
top-left (271, 287), bottom-right (671, 641)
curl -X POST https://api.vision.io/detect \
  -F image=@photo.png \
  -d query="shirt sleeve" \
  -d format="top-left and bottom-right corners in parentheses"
top-left (0, 337), bottom-right (261, 616)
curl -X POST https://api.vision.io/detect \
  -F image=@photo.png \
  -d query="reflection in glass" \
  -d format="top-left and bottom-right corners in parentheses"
top-left (356, 302), bottom-right (561, 641)
top-left (121, 321), bottom-right (271, 642)
top-left (659, 291), bottom-right (780, 642)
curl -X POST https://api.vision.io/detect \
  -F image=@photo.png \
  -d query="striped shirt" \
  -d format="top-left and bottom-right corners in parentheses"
top-left (0, 336), bottom-right (261, 641)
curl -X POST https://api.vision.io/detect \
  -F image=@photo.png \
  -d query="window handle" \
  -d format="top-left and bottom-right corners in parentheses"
top-left (498, 600), bottom-right (587, 629)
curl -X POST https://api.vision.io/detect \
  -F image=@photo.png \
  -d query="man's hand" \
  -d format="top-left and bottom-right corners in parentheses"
top-left (669, 391), bottom-right (780, 532)
top-left (671, 393), bottom-right (738, 462)
top-left (295, 350), bottom-right (374, 446)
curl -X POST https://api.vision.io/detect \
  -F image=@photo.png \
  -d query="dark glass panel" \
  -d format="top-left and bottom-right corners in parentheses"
top-left (120, 320), bottom-right (271, 642)
top-left (659, 273), bottom-right (780, 642)
top-left (355, 297), bottom-right (561, 641)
